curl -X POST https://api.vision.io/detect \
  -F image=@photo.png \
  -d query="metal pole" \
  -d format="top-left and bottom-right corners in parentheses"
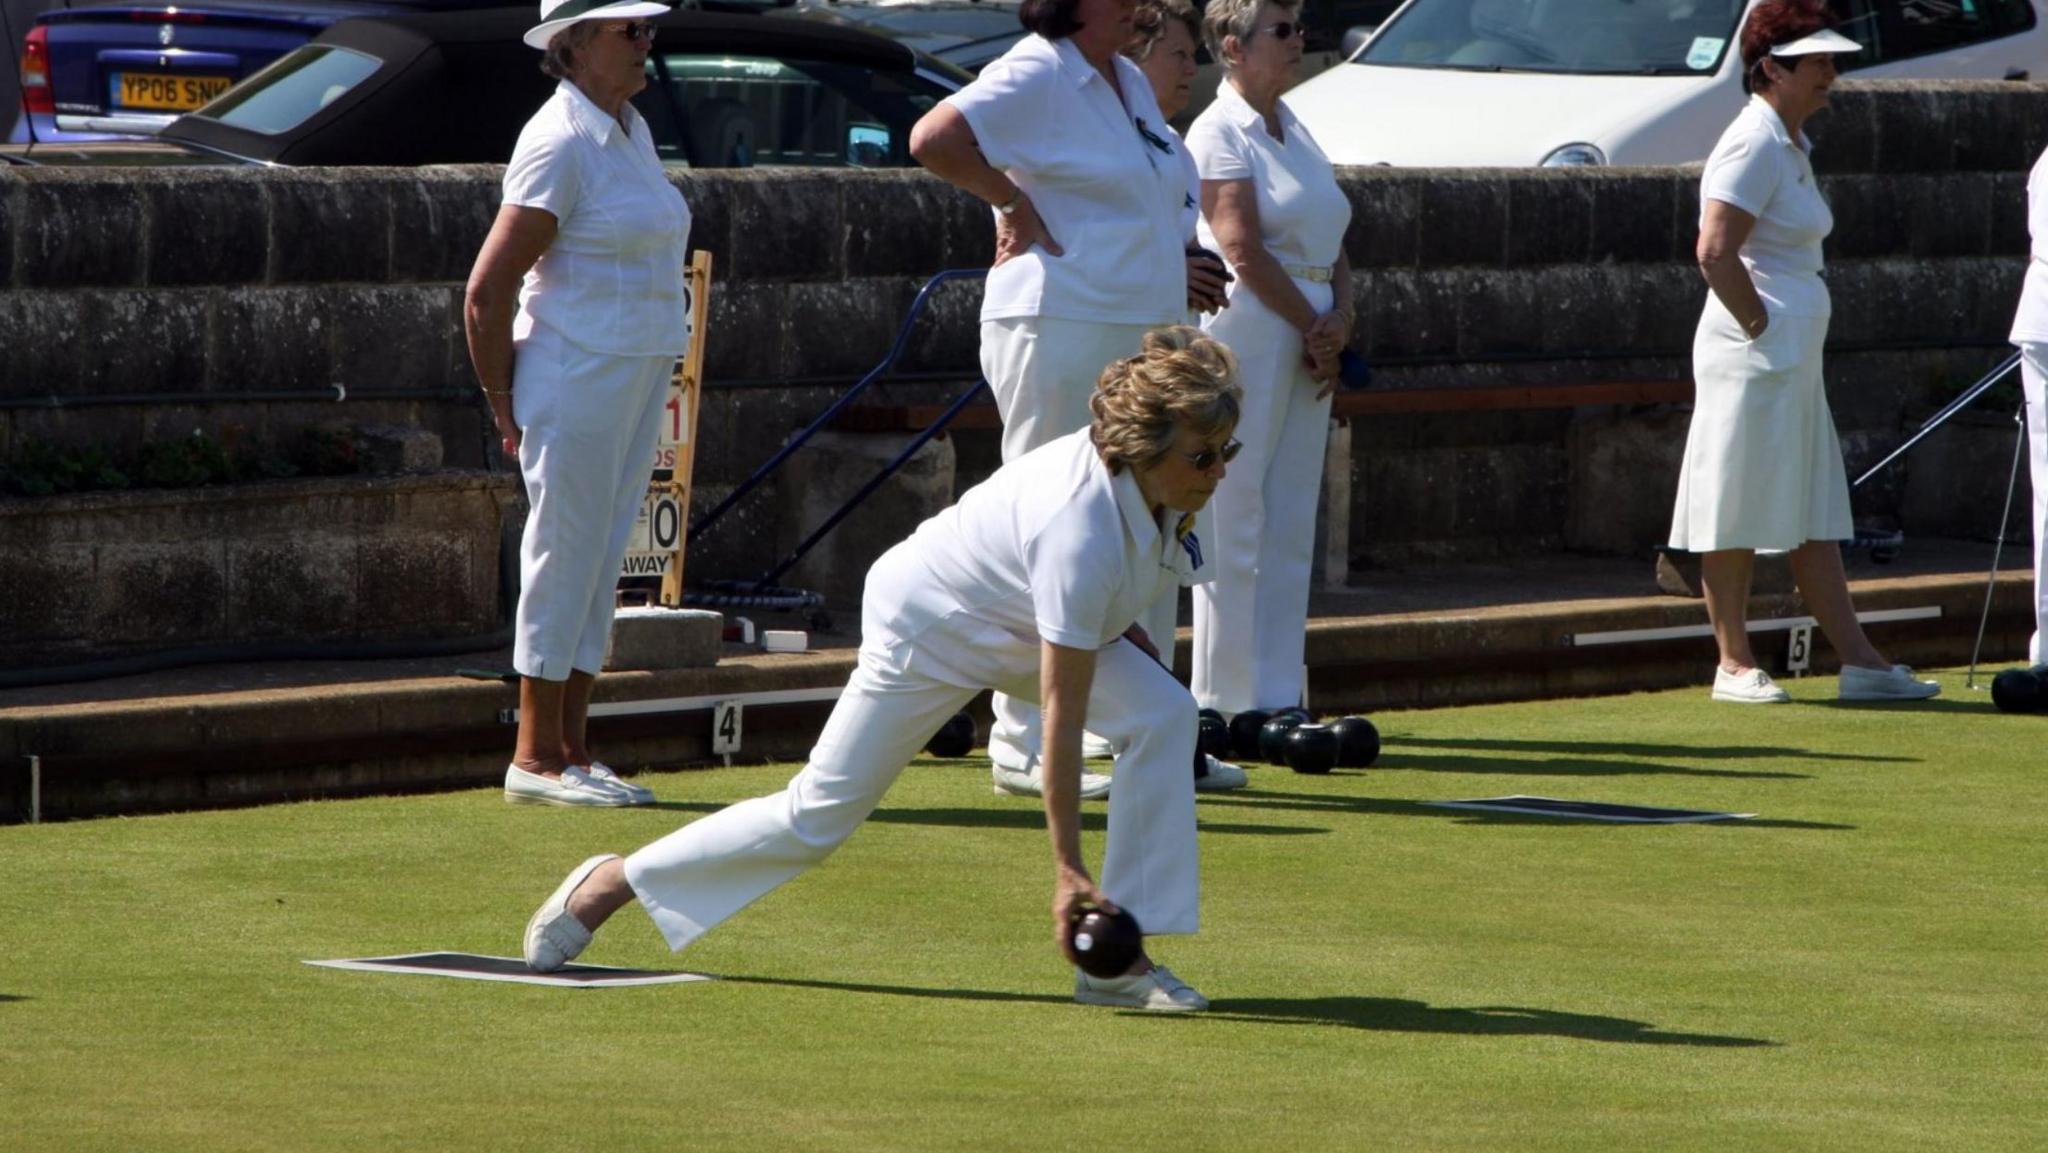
top-left (28, 755), bottom-right (40, 825)
top-left (1967, 402), bottom-right (2028, 689)
top-left (1854, 350), bottom-right (2022, 489)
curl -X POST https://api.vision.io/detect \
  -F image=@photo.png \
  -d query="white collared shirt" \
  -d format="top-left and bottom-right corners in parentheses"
top-left (1169, 122), bottom-right (1201, 243)
top-left (1186, 80), bottom-right (1351, 273)
top-left (943, 35), bottom-right (1189, 325)
top-left (2010, 145), bottom-right (2048, 345)
top-left (503, 80), bottom-right (693, 356)
top-left (1701, 96), bottom-right (1832, 319)
top-left (877, 428), bottom-right (1212, 665)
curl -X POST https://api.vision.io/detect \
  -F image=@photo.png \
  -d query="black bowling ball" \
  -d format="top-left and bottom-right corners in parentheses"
top-left (1197, 709), bottom-right (1233, 760)
top-left (1330, 715), bottom-right (1381, 767)
top-left (1991, 668), bottom-right (2047, 714)
top-left (1228, 709), bottom-right (1272, 760)
top-left (1069, 906), bottom-right (1144, 979)
top-left (925, 711), bottom-right (977, 757)
top-left (1259, 711), bottom-right (1309, 765)
top-left (1284, 724), bottom-right (1339, 774)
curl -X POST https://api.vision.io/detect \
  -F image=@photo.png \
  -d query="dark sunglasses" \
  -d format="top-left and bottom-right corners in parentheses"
top-left (1256, 20), bottom-right (1305, 40)
top-left (615, 21), bottom-right (657, 40)
top-left (1180, 438), bottom-right (1242, 471)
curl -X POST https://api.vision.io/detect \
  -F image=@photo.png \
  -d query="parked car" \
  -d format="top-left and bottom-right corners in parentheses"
top-left (3, 5), bottom-right (968, 166)
top-left (1285, 0), bottom-right (2048, 166)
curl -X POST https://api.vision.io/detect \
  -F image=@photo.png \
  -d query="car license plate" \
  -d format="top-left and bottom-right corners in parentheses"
top-left (110, 71), bottom-right (232, 112)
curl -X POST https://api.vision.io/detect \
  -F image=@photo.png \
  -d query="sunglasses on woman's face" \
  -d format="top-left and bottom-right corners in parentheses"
top-left (1255, 20), bottom-right (1304, 41)
top-left (615, 21), bottom-right (657, 40)
top-left (1179, 438), bottom-right (1243, 471)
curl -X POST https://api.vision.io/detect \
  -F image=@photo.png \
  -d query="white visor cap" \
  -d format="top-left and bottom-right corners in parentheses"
top-left (1770, 29), bottom-right (1863, 56)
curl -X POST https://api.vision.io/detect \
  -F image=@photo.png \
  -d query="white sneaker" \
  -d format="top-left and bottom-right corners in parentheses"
top-left (1081, 733), bottom-right (1116, 760)
top-left (1074, 964), bottom-right (1209, 1012)
top-left (1194, 755), bottom-right (1248, 791)
top-left (1838, 663), bottom-right (1941, 701)
top-left (523, 853), bottom-right (617, 972)
top-left (584, 761), bottom-right (655, 805)
top-left (989, 734), bottom-right (1112, 799)
top-left (1712, 667), bottom-right (1790, 704)
top-left (504, 764), bottom-right (631, 807)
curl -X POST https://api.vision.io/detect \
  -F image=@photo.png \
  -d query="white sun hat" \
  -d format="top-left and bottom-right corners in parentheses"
top-left (525, 0), bottom-right (674, 51)
top-left (1770, 28), bottom-right (1862, 56)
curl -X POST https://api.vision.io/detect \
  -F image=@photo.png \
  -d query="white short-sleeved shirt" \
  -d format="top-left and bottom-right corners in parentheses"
top-left (503, 80), bottom-right (693, 357)
top-left (943, 35), bottom-right (1188, 325)
top-left (2011, 145), bottom-right (2048, 345)
top-left (873, 429), bottom-right (1212, 667)
top-left (1169, 123), bottom-right (1201, 243)
top-left (1187, 81), bottom-right (1352, 273)
top-left (1700, 96), bottom-right (1831, 320)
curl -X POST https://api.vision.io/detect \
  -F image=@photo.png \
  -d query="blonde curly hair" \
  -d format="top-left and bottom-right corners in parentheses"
top-left (1091, 326), bottom-right (1242, 475)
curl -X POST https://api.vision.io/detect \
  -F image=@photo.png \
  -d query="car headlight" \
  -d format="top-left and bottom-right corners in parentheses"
top-left (1540, 143), bottom-right (1606, 167)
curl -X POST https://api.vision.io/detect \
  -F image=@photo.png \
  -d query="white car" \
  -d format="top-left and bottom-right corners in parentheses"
top-left (1286, 0), bottom-right (2048, 166)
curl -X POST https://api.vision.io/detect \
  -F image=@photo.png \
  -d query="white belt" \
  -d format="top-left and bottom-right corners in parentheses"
top-left (1282, 263), bottom-right (1332, 283)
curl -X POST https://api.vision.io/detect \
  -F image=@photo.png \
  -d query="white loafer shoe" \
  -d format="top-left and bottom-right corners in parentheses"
top-left (1712, 667), bottom-right (1790, 704)
top-left (1074, 964), bottom-right (1208, 1012)
top-left (1193, 755), bottom-right (1248, 791)
top-left (1081, 733), bottom-right (1116, 760)
top-left (523, 853), bottom-right (617, 972)
top-left (504, 764), bottom-right (631, 807)
top-left (584, 761), bottom-right (655, 805)
top-left (1838, 663), bottom-right (1941, 701)
top-left (988, 735), bottom-right (1111, 799)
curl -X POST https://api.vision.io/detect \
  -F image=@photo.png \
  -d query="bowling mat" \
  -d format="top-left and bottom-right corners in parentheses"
top-left (1422, 796), bottom-right (1755, 823)
top-left (303, 952), bottom-right (713, 988)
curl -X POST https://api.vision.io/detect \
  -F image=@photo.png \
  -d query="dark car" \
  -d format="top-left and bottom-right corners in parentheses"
top-left (5, 6), bottom-right (967, 166)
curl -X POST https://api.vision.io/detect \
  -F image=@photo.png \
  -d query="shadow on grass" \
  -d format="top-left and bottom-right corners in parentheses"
top-left (0, 994), bottom-right (26, 1004)
top-left (1200, 996), bottom-right (1776, 1047)
top-left (643, 800), bottom-right (1327, 837)
top-left (1383, 736), bottom-right (1914, 765)
top-left (1373, 751), bottom-right (1810, 781)
top-left (1809, 696), bottom-right (1994, 714)
top-left (1203, 790), bottom-right (1854, 830)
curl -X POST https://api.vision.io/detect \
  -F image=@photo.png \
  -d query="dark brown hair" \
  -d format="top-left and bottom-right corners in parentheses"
top-left (1740, 0), bottom-right (1832, 94)
top-left (1019, 0), bottom-right (1085, 40)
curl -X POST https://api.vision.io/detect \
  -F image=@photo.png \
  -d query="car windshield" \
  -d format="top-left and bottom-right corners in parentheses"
top-left (188, 46), bottom-right (382, 135)
top-left (1358, 0), bottom-right (1748, 74)
top-left (639, 53), bottom-right (944, 167)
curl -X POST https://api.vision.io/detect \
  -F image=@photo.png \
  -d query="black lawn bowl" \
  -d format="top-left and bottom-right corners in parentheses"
top-left (1197, 709), bottom-right (1232, 760)
top-left (1991, 668), bottom-right (2048, 715)
top-left (1228, 709), bottom-right (1272, 760)
top-left (1259, 712), bottom-right (1309, 765)
top-left (1069, 907), bottom-right (1144, 979)
top-left (1283, 724), bottom-right (1339, 774)
top-left (925, 711), bottom-right (977, 757)
top-left (1330, 715), bottom-right (1381, 767)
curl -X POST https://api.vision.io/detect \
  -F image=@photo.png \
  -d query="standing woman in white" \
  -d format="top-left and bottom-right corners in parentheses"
top-left (1186, 0), bottom-right (1353, 720)
top-left (2009, 144), bottom-right (2048, 663)
top-left (521, 329), bottom-right (1242, 1012)
top-left (1671, 0), bottom-right (1935, 704)
top-left (464, 0), bottom-right (690, 806)
top-left (909, 0), bottom-right (1229, 799)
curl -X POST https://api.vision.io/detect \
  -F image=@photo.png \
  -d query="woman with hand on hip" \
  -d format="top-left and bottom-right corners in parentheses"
top-left (1671, 0), bottom-right (1936, 704)
top-left (464, 0), bottom-right (690, 806)
top-left (2010, 144), bottom-right (2048, 664)
top-left (1185, 0), bottom-right (1353, 722)
top-left (910, 0), bottom-right (1223, 799)
top-left (521, 329), bottom-right (1241, 1012)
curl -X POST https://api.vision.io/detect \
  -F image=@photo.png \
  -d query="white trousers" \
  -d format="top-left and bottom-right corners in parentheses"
top-left (1191, 282), bottom-right (1332, 714)
top-left (979, 316), bottom-right (1175, 761)
top-left (2022, 344), bottom-right (2048, 662)
top-left (511, 324), bottom-right (674, 680)
top-left (622, 546), bottom-right (1201, 951)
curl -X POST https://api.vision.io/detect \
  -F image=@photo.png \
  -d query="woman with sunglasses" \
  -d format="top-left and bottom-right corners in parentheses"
top-left (463, 0), bottom-right (687, 808)
top-left (910, 0), bottom-right (1233, 801)
top-left (521, 328), bottom-right (1241, 1012)
top-left (1185, 0), bottom-right (1353, 723)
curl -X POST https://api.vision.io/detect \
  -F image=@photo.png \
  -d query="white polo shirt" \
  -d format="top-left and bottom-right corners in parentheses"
top-left (1700, 96), bottom-right (1831, 320)
top-left (503, 80), bottom-right (693, 357)
top-left (870, 429), bottom-right (1212, 681)
top-left (2011, 145), bottom-right (2048, 346)
top-left (1169, 122), bottom-right (1200, 243)
top-left (1187, 81), bottom-right (1350, 274)
top-left (944, 35), bottom-right (1188, 326)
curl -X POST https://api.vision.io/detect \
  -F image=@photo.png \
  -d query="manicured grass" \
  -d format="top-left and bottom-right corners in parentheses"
top-left (2, 670), bottom-right (2045, 1151)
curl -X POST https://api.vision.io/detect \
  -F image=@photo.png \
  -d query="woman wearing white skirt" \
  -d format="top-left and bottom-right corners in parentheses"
top-left (519, 329), bottom-right (1240, 1011)
top-left (1186, 0), bottom-right (1353, 717)
top-left (1669, 0), bottom-right (1935, 704)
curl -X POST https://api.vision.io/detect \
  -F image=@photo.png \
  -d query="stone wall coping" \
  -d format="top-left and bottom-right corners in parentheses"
top-left (0, 470), bottom-right (518, 519)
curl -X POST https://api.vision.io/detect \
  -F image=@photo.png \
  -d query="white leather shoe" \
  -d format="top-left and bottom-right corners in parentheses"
top-left (584, 761), bottom-right (655, 805)
top-left (1081, 733), bottom-right (1116, 760)
top-left (1074, 964), bottom-right (1209, 1012)
top-left (523, 853), bottom-right (617, 972)
top-left (1711, 667), bottom-right (1790, 704)
top-left (988, 733), bottom-right (1111, 799)
top-left (504, 764), bottom-right (630, 806)
top-left (1838, 663), bottom-right (1941, 701)
top-left (1194, 755), bottom-right (1248, 791)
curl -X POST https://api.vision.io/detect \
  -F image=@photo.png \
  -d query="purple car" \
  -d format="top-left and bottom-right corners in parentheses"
top-left (7, 0), bottom-right (557, 143)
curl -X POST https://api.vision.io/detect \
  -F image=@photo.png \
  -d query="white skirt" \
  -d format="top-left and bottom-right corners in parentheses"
top-left (1668, 299), bottom-right (1852, 552)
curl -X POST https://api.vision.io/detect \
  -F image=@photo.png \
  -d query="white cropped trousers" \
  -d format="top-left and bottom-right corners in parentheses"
top-left (511, 324), bottom-right (674, 680)
top-left (2022, 344), bottom-right (2048, 662)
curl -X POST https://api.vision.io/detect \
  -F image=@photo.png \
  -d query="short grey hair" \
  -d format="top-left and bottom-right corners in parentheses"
top-left (1124, 0), bottom-right (1200, 63)
top-left (1201, 0), bottom-right (1301, 68)
top-left (539, 21), bottom-right (602, 80)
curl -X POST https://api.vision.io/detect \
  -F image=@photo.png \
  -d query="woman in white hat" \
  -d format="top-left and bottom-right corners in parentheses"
top-left (464, 0), bottom-right (687, 806)
top-left (521, 328), bottom-right (1241, 1012)
top-left (2011, 144), bottom-right (2048, 665)
top-left (1670, 0), bottom-right (1938, 704)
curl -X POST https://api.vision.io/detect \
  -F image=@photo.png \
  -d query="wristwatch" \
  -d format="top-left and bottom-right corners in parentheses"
top-left (995, 189), bottom-right (1022, 216)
